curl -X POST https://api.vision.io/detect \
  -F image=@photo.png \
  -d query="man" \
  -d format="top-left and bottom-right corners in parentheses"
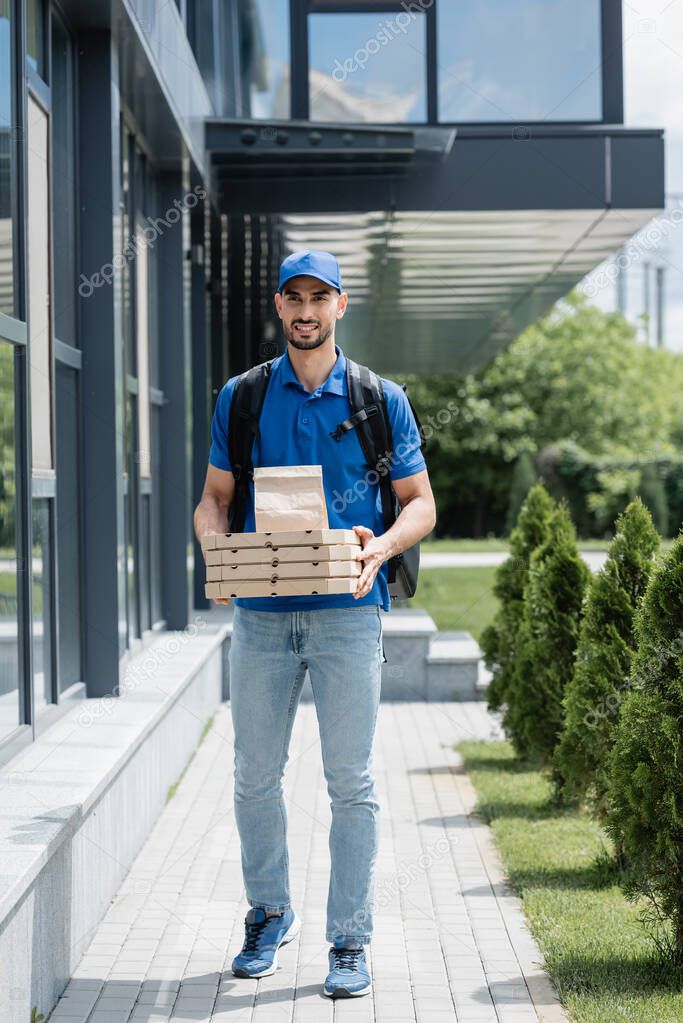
top-left (194, 249), bottom-right (436, 998)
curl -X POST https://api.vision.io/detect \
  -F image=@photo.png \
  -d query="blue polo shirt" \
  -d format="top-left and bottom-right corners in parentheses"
top-left (208, 343), bottom-right (426, 612)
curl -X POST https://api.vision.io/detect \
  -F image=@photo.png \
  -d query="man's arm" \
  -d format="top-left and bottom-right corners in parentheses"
top-left (352, 468), bottom-right (436, 599)
top-left (194, 465), bottom-right (236, 605)
top-left (194, 464), bottom-right (235, 540)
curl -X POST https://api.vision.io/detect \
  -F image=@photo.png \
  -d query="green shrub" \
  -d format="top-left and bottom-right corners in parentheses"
top-left (554, 499), bottom-right (660, 823)
top-left (481, 483), bottom-right (555, 712)
top-left (503, 503), bottom-right (591, 762)
top-left (606, 531), bottom-right (683, 963)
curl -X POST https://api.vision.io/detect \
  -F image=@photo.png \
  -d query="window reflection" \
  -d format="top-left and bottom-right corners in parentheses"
top-left (51, 13), bottom-right (77, 346)
top-left (0, 342), bottom-right (20, 741)
top-left (55, 363), bottom-right (82, 691)
top-left (32, 498), bottom-right (53, 714)
top-left (26, 0), bottom-right (47, 81)
top-left (308, 11), bottom-right (427, 123)
top-left (0, 0), bottom-right (14, 316)
top-left (437, 0), bottom-right (602, 122)
top-left (242, 0), bottom-right (291, 118)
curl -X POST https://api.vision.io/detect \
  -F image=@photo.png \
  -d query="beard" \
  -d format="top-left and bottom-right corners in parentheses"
top-left (285, 319), bottom-right (334, 350)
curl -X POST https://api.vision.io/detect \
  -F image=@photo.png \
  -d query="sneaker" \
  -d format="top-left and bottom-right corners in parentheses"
top-left (231, 907), bottom-right (300, 978)
top-left (323, 937), bottom-right (372, 998)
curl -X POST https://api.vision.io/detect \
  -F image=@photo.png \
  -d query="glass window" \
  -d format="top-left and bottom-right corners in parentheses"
top-left (0, 0), bottom-right (14, 316)
top-left (151, 403), bottom-right (162, 626)
top-left (135, 220), bottom-right (151, 479)
top-left (0, 342), bottom-right (20, 740)
top-left (120, 124), bottom-right (134, 374)
top-left (27, 95), bottom-right (53, 472)
top-left (26, 0), bottom-right (47, 81)
top-left (147, 173), bottom-right (160, 390)
top-left (437, 0), bottom-right (602, 122)
top-left (308, 10), bottom-right (427, 123)
top-left (31, 497), bottom-right (53, 713)
top-left (241, 0), bottom-right (290, 118)
top-left (125, 390), bottom-right (138, 642)
top-left (51, 14), bottom-right (77, 346)
top-left (55, 362), bottom-right (82, 690)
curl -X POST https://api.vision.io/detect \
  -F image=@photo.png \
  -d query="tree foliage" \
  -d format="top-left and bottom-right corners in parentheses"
top-left (403, 290), bottom-right (683, 536)
top-left (503, 503), bottom-right (591, 762)
top-left (605, 532), bottom-right (683, 962)
top-left (481, 483), bottom-right (555, 712)
top-left (554, 499), bottom-right (660, 820)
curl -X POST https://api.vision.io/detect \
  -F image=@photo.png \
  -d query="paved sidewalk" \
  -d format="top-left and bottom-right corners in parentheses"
top-left (422, 551), bottom-right (607, 572)
top-left (47, 701), bottom-right (567, 1023)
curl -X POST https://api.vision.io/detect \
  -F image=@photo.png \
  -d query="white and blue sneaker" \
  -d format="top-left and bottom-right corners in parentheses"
top-left (323, 937), bottom-right (372, 998)
top-left (231, 907), bottom-right (300, 978)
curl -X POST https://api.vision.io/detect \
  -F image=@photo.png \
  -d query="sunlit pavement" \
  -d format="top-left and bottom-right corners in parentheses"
top-left (48, 700), bottom-right (568, 1023)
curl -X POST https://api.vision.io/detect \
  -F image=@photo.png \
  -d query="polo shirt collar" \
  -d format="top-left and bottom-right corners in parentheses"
top-left (279, 343), bottom-right (347, 396)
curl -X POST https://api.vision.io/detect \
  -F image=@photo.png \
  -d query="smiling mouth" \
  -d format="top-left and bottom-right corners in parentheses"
top-left (293, 323), bottom-right (319, 335)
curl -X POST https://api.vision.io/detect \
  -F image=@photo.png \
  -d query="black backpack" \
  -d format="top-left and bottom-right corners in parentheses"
top-left (226, 355), bottom-right (427, 599)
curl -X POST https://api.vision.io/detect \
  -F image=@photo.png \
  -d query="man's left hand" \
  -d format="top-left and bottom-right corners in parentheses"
top-left (352, 525), bottom-right (392, 599)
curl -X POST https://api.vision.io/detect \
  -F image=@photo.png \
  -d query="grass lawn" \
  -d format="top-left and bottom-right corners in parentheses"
top-left (458, 740), bottom-right (683, 1023)
top-left (408, 566), bottom-right (498, 641)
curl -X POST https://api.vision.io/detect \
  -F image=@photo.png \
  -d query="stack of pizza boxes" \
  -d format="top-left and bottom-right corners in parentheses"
top-left (202, 528), bottom-right (361, 599)
top-left (203, 465), bottom-right (362, 599)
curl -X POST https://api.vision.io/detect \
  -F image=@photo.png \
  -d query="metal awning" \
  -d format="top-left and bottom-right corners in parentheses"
top-left (205, 118), bottom-right (455, 179)
top-left (207, 120), bottom-right (665, 373)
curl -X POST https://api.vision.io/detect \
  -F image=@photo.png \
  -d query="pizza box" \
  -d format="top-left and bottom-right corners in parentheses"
top-left (205, 577), bottom-right (359, 599)
top-left (206, 560), bottom-right (361, 582)
top-left (203, 543), bottom-right (360, 567)
top-left (201, 528), bottom-right (361, 551)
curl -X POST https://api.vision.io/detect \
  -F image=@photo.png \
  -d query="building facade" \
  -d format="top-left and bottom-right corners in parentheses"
top-left (0, 0), bottom-right (665, 761)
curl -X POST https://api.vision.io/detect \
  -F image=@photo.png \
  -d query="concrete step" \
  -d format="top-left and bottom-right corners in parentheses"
top-left (211, 604), bottom-right (488, 703)
top-left (426, 630), bottom-right (482, 701)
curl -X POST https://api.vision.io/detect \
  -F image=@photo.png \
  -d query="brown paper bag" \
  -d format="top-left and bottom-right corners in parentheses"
top-left (253, 465), bottom-right (329, 532)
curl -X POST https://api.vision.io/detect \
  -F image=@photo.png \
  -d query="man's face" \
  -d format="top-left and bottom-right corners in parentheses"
top-left (274, 275), bottom-right (347, 351)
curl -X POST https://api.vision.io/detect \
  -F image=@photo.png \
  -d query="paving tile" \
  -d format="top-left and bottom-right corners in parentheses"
top-left (45, 701), bottom-right (573, 1023)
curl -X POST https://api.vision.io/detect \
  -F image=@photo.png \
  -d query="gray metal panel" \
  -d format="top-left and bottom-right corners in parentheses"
top-left (61, 0), bottom-right (212, 174)
top-left (212, 127), bottom-right (663, 214)
top-left (610, 134), bottom-right (666, 209)
top-left (157, 169), bottom-right (193, 630)
top-left (78, 30), bottom-right (127, 695)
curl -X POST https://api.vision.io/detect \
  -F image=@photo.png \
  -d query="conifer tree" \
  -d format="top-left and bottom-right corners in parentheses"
top-left (554, 499), bottom-right (659, 820)
top-left (503, 503), bottom-right (590, 762)
top-left (606, 532), bottom-right (683, 963)
top-left (482, 483), bottom-right (555, 712)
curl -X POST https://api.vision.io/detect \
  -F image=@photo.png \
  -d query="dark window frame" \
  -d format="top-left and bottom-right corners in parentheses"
top-left (291, 0), bottom-right (622, 125)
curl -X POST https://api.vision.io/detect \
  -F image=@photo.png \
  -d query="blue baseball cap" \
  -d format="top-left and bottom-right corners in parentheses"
top-left (278, 249), bottom-right (343, 293)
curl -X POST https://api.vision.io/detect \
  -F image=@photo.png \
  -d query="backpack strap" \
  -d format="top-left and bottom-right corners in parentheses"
top-left (345, 358), bottom-right (397, 531)
top-left (227, 359), bottom-right (275, 531)
top-left (342, 359), bottom-right (406, 583)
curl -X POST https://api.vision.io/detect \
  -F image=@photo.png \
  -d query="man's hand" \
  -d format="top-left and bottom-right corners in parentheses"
top-left (352, 525), bottom-right (392, 599)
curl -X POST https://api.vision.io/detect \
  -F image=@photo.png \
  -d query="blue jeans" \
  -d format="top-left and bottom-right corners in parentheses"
top-left (228, 603), bottom-right (385, 946)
